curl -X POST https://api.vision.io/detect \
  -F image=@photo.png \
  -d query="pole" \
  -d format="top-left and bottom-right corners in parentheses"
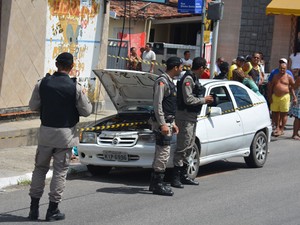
top-left (209, 0), bottom-right (220, 79)
top-left (199, 0), bottom-right (206, 58)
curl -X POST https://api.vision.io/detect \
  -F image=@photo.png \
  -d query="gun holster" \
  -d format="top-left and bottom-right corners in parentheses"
top-left (155, 131), bottom-right (172, 146)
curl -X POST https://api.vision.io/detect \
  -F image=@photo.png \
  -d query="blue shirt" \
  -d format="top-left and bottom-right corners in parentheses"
top-left (268, 68), bottom-right (294, 82)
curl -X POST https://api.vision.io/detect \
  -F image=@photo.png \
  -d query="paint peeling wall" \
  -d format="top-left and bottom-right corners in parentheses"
top-left (0, 0), bottom-right (109, 112)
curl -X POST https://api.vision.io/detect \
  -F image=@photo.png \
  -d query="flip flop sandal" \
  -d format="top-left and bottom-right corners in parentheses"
top-left (272, 131), bottom-right (279, 137)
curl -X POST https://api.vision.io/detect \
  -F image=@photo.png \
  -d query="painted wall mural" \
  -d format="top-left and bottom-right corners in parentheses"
top-left (45, 0), bottom-right (102, 88)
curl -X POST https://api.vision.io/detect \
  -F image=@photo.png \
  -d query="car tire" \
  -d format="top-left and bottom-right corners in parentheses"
top-left (187, 143), bottom-right (200, 179)
top-left (244, 131), bottom-right (268, 168)
top-left (87, 165), bottom-right (112, 176)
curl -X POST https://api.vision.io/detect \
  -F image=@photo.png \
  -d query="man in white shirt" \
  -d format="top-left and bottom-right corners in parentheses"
top-left (181, 51), bottom-right (193, 71)
top-left (215, 56), bottom-right (225, 76)
top-left (142, 43), bottom-right (156, 73)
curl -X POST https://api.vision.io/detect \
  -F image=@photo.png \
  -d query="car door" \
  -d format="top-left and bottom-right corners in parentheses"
top-left (229, 84), bottom-right (257, 147)
top-left (203, 85), bottom-right (244, 155)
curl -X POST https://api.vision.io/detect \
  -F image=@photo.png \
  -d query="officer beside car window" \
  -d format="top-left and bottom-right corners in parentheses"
top-left (171, 57), bottom-right (214, 188)
top-left (149, 57), bottom-right (182, 196)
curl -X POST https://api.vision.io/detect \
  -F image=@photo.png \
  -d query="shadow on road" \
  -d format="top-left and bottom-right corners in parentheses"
top-left (0, 213), bottom-right (29, 222)
top-left (68, 160), bottom-right (249, 194)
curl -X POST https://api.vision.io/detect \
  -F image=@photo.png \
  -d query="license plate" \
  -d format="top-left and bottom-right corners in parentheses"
top-left (103, 151), bottom-right (128, 162)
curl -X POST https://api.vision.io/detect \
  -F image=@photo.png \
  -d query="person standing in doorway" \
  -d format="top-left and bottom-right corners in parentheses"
top-left (28, 52), bottom-right (92, 221)
top-left (142, 43), bottom-right (156, 73)
top-left (171, 57), bottom-right (213, 189)
top-left (127, 47), bottom-right (141, 71)
top-left (181, 50), bottom-right (193, 71)
top-left (149, 57), bottom-right (182, 196)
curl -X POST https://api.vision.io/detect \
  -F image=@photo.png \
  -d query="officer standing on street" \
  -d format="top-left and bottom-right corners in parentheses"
top-left (28, 52), bottom-right (92, 221)
top-left (149, 57), bottom-right (182, 196)
top-left (171, 57), bottom-right (213, 188)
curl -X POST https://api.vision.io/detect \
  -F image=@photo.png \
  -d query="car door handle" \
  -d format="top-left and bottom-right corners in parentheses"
top-left (236, 119), bottom-right (241, 123)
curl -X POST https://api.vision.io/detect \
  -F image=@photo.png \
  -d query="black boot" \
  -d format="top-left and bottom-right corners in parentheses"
top-left (28, 197), bottom-right (40, 221)
top-left (181, 164), bottom-right (199, 185)
top-left (152, 172), bottom-right (174, 196)
top-left (171, 166), bottom-right (184, 188)
top-left (149, 172), bottom-right (154, 191)
top-left (46, 201), bottom-right (65, 222)
top-left (149, 171), bottom-right (173, 192)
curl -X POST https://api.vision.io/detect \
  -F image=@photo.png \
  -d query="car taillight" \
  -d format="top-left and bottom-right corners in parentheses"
top-left (80, 132), bottom-right (97, 143)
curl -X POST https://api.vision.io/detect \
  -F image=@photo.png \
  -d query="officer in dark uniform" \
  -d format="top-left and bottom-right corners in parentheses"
top-left (28, 52), bottom-right (92, 221)
top-left (171, 57), bottom-right (213, 188)
top-left (149, 57), bottom-right (182, 196)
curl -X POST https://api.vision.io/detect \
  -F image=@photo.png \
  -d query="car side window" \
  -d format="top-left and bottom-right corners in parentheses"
top-left (209, 86), bottom-right (234, 114)
top-left (229, 85), bottom-right (253, 110)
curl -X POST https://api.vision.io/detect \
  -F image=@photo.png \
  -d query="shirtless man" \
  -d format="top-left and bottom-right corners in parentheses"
top-left (268, 63), bottom-right (297, 136)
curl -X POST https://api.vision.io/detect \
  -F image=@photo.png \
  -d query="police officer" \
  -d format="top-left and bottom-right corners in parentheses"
top-left (171, 57), bottom-right (213, 188)
top-left (28, 52), bottom-right (92, 221)
top-left (149, 57), bottom-right (182, 196)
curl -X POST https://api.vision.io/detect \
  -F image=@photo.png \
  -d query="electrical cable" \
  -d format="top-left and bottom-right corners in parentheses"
top-left (117, 0), bottom-right (127, 63)
top-left (129, 0), bottom-right (132, 50)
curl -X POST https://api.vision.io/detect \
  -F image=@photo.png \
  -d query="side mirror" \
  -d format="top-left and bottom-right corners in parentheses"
top-left (206, 107), bottom-right (222, 117)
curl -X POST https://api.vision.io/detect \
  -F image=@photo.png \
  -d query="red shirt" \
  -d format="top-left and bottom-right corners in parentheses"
top-left (201, 69), bottom-right (210, 79)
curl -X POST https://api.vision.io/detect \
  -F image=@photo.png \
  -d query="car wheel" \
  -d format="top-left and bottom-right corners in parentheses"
top-left (244, 131), bottom-right (268, 168)
top-left (187, 143), bottom-right (200, 179)
top-left (87, 165), bottom-right (112, 176)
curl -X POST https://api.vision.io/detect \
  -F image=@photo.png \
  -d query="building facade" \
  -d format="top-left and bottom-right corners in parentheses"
top-left (0, 0), bottom-right (299, 113)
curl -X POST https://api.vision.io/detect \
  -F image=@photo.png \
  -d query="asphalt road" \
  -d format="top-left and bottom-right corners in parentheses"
top-left (0, 130), bottom-right (300, 225)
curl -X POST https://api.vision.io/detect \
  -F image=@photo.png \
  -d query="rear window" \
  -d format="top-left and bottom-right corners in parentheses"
top-left (229, 85), bottom-right (253, 110)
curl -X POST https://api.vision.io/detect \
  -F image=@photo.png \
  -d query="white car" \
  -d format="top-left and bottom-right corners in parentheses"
top-left (78, 69), bottom-right (272, 178)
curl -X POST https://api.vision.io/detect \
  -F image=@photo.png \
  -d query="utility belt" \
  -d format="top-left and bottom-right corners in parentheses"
top-left (165, 115), bottom-right (175, 123)
top-left (155, 122), bottom-right (173, 146)
top-left (150, 112), bottom-right (175, 124)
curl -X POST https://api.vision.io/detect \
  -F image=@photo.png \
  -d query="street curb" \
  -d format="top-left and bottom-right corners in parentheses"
top-left (0, 163), bottom-right (87, 190)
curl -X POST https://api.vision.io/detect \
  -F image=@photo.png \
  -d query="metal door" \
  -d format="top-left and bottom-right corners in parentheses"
top-left (107, 39), bottom-right (129, 70)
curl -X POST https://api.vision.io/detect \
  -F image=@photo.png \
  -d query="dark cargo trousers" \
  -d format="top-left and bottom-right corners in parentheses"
top-left (29, 145), bottom-right (72, 203)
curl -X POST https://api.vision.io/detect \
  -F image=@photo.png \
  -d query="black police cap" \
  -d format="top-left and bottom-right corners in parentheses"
top-left (56, 52), bottom-right (74, 66)
top-left (166, 57), bottom-right (182, 67)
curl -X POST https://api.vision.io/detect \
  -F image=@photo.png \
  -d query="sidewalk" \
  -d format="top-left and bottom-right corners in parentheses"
top-left (0, 145), bottom-right (88, 190)
top-left (0, 110), bottom-right (116, 190)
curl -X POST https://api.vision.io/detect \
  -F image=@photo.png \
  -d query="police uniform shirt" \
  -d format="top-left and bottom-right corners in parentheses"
top-left (29, 79), bottom-right (92, 148)
top-left (176, 73), bottom-right (206, 122)
top-left (153, 73), bottom-right (174, 126)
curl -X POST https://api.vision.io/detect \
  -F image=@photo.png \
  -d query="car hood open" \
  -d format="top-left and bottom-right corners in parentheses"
top-left (93, 69), bottom-right (159, 111)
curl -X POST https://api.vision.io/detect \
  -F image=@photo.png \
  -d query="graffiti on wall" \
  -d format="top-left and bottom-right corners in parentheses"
top-left (45, 0), bottom-right (101, 88)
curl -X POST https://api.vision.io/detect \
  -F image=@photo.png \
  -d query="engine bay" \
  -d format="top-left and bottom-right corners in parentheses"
top-left (94, 111), bottom-right (152, 132)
